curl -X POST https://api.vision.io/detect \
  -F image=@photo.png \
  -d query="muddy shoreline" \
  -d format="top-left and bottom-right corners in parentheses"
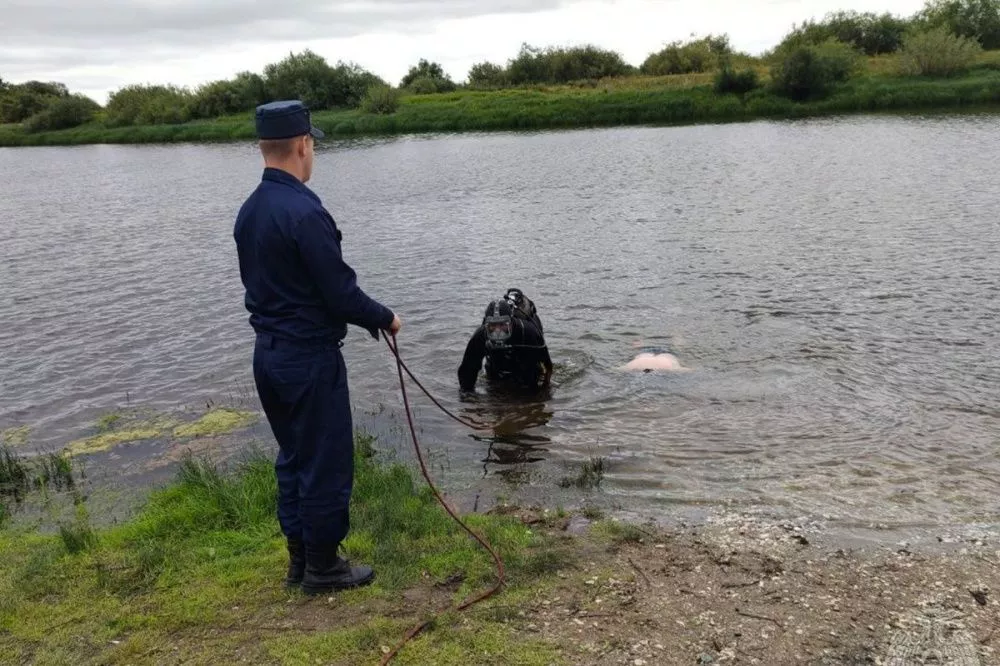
top-left (491, 505), bottom-right (1000, 665)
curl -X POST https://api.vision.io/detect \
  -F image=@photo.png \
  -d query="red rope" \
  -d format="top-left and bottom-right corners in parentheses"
top-left (387, 341), bottom-right (496, 431)
top-left (378, 332), bottom-right (506, 665)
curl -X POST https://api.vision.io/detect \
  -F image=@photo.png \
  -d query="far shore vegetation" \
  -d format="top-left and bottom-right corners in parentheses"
top-left (3, 0), bottom-right (1000, 146)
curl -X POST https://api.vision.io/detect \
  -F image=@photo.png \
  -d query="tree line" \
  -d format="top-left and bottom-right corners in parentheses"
top-left (1, 0), bottom-right (998, 132)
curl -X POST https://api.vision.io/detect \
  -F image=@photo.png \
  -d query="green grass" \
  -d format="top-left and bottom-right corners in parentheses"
top-left (590, 519), bottom-right (648, 547)
top-left (265, 613), bottom-right (562, 665)
top-left (2, 53), bottom-right (1000, 147)
top-left (0, 435), bottom-right (574, 664)
top-left (1, 445), bottom-right (77, 523)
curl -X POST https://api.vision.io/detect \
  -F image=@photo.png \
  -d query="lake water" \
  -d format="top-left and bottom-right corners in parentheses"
top-left (3, 114), bottom-right (1000, 536)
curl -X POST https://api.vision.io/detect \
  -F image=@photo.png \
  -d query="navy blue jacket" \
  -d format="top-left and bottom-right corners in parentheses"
top-left (234, 168), bottom-right (393, 343)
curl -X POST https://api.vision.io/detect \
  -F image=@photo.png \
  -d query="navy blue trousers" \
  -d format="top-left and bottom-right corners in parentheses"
top-left (253, 334), bottom-right (354, 547)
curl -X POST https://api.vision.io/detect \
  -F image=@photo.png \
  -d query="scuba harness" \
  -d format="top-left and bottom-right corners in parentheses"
top-left (479, 288), bottom-right (551, 387)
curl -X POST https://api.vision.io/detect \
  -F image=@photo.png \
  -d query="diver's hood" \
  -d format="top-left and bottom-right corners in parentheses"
top-left (483, 299), bottom-right (514, 347)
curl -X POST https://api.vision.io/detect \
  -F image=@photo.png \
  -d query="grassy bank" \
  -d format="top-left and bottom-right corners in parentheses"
top-left (3, 434), bottom-right (999, 665)
top-left (0, 436), bottom-right (576, 664)
top-left (3, 63), bottom-right (1000, 148)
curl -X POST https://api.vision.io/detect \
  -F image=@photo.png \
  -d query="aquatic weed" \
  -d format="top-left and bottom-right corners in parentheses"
top-left (34, 452), bottom-right (76, 493)
top-left (558, 456), bottom-right (607, 490)
top-left (0, 444), bottom-right (30, 501)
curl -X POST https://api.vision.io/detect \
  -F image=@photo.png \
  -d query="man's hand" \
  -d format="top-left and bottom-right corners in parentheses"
top-left (387, 314), bottom-right (402, 336)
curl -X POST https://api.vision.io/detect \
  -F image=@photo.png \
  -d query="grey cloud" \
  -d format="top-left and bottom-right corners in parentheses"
top-left (2, 47), bottom-right (184, 70)
top-left (3, 0), bottom-right (566, 49)
top-left (0, 0), bottom-right (569, 90)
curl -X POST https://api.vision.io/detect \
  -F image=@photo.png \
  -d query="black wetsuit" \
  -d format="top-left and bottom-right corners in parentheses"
top-left (458, 316), bottom-right (552, 392)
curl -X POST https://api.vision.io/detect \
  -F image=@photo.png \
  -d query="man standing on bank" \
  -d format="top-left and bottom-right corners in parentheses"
top-left (234, 100), bottom-right (401, 596)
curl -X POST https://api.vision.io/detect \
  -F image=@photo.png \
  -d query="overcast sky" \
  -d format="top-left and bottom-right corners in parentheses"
top-left (2, 0), bottom-right (928, 104)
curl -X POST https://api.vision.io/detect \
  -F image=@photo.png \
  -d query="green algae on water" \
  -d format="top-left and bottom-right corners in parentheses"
top-left (172, 408), bottom-right (257, 439)
top-left (2, 426), bottom-right (31, 449)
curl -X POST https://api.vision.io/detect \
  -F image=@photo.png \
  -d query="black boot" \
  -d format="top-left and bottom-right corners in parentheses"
top-left (301, 543), bottom-right (375, 596)
top-left (284, 538), bottom-right (305, 588)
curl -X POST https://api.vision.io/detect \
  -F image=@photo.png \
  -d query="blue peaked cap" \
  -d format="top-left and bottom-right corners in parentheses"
top-left (255, 100), bottom-right (325, 140)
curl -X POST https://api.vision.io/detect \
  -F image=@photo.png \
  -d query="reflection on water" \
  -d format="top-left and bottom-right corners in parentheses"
top-left (461, 386), bottom-right (554, 483)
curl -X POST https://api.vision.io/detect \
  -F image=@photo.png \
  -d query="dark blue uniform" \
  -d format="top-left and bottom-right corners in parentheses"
top-left (234, 166), bottom-right (393, 549)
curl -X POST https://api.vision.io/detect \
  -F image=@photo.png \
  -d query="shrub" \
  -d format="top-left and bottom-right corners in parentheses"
top-left (775, 11), bottom-right (914, 56)
top-left (105, 84), bottom-right (193, 126)
top-left (263, 49), bottom-right (337, 109)
top-left (400, 59), bottom-right (457, 93)
top-left (898, 26), bottom-right (983, 76)
top-left (23, 94), bottom-right (100, 132)
top-left (406, 76), bottom-right (457, 95)
top-left (188, 72), bottom-right (268, 119)
top-left (507, 44), bottom-right (632, 84)
top-left (0, 81), bottom-right (69, 123)
top-left (467, 62), bottom-right (509, 89)
top-left (641, 35), bottom-right (732, 75)
top-left (917, 0), bottom-right (1000, 49)
top-left (770, 40), bottom-right (861, 101)
top-left (264, 50), bottom-right (386, 109)
top-left (714, 68), bottom-right (761, 95)
top-left (360, 84), bottom-right (400, 114)
top-left (329, 62), bottom-right (389, 108)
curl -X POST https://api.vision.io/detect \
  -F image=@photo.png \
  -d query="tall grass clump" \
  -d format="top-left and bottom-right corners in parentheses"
top-left (1, 444), bottom-right (30, 501)
top-left (558, 456), bottom-right (607, 489)
top-left (59, 507), bottom-right (98, 554)
top-left (0, 444), bottom-right (28, 524)
top-left (170, 451), bottom-right (278, 532)
top-left (91, 450), bottom-right (279, 595)
top-left (898, 26), bottom-right (984, 76)
top-left (0, 445), bottom-right (76, 523)
top-left (33, 452), bottom-right (76, 492)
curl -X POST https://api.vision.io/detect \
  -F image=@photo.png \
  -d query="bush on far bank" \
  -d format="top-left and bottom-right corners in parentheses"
top-left (898, 25), bottom-right (984, 76)
top-left (23, 94), bottom-right (101, 132)
top-left (770, 39), bottom-right (862, 100)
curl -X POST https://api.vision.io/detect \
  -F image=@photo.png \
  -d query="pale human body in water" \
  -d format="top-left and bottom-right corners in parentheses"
top-left (621, 342), bottom-right (689, 373)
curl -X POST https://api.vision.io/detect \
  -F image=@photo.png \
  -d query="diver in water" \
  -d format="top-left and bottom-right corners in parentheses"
top-left (458, 289), bottom-right (553, 393)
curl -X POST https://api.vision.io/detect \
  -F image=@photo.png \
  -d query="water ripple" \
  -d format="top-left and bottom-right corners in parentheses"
top-left (3, 117), bottom-right (1000, 530)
